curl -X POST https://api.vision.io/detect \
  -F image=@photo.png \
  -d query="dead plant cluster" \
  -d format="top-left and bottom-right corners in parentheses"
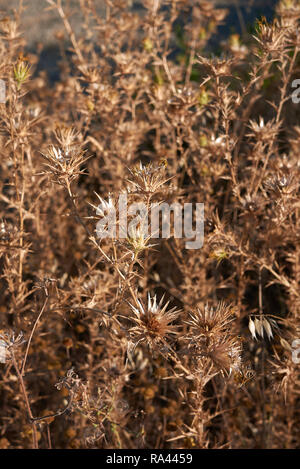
top-left (0, 0), bottom-right (299, 449)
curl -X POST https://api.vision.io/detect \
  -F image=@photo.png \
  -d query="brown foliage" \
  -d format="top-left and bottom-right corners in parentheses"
top-left (0, 0), bottom-right (299, 449)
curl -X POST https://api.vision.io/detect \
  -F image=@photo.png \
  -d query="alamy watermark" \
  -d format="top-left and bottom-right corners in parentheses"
top-left (0, 79), bottom-right (5, 103)
top-left (292, 339), bottom-right (300, 364)
top-left (291, 79), bottom-right (300, 103)
top-left (0, 339), bottom-right (6, 363)
top-left (95, 193), bottom-right (204, 250)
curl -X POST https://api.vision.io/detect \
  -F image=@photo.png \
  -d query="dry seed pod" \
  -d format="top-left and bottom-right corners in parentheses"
top-left (249, 316), bottom-right (276, 341)
top-left (254, 318), bottom-right (264, 338)
top-left (262, 318), bottom-right (274, 340)
top-left (280, 337), bottom-right (292, 351)
top-left (248, 317), bottom-right (257, 340)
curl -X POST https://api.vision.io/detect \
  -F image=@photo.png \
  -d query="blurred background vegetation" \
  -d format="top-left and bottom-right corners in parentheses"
top-left (0, 1), bottom-right (277, 82)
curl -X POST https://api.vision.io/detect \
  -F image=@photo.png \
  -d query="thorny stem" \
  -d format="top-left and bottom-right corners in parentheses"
top-left (10, 349), bottom-right (38, 449)
top-left (50, 0), bottom-right (85, 65)
top-left (65, 181), bottom-right (140, 311)
top-left (185, 38), bottom-right (196, 87)
top-left (18, 144), bottom-right (25, 286)
top-left (258, 268), bottom-right (266, 447)
top-left (162, 55), bottom-right (176, 94)
top-left (46, 424), bottom-right (52, 449)
top-left (253, 47), bottom-right (299, 197)
top-left (21, 294), bottom-right (48, 376)
top-left (28, 393), bottom-right (75, 423)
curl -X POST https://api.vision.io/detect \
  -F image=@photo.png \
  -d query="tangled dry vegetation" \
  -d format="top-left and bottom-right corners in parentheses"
top-left (0, 0), bottom-right (299, 449)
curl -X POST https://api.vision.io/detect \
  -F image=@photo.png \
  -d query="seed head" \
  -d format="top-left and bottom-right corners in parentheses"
top-left (127, 161), bottom-right (171, 198)
top-left (127, 293), bottom-right (180, 349)
top-left (248, 316), bottom-right (276, 340)
top-left (185, 302), bottom-right (235, 338)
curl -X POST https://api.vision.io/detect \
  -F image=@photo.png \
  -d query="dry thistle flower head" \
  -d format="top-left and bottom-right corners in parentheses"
top-left (196, 54), bottom-right (235, 78)
top-left (41, 144), bottom-right (89, 187)
top-left (183, 303), bottom-right (242, 376)
top-left (254, 17), bottom-right (287, 54)
top-left (167, 85), bottom-right (198, 109)
top-left (247, 117), bottom-right (281, 141)
top-left (127, 161), bottom-right (171, 199)
top-left (54, 125), bottom-right (82, 152)
top-left (0, 219), bottom-right (18, 243)
top-left (0, 331), bottom-right (26, 355)
top-left (89, 193), bottom-right (115, 219)
top-left (0, 17), bottom-right (20, 40)
top-left (185, 302), bottom-right (235, 338)
top-left (264, 172), bottom-right (298, 197)
top-left (127, 293), bottom-right (180, 349)
top-left (89, 193), bottom-right (120, 241)
top-left (126, 225), bottom-right (156, 256)
top-left (276, 0), bottom-right (300, 27)
top-left (55, 368), bottom-right (82, 393)
top-left (206, 336), bottom-right (242, 376)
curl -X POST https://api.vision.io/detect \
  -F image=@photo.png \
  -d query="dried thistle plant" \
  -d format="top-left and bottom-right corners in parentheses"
top-left (0, 0), bottom-right (299, 450)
